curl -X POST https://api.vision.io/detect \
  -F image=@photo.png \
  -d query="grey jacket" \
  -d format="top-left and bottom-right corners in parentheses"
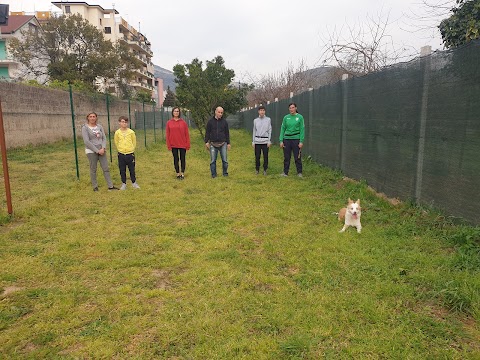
top-left (82, 124), bottom-right (107, 153)
top-left (252, 116), bottom-right (272, 145)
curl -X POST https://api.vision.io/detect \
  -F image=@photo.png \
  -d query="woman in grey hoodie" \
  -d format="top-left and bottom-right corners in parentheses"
top-left (81, 112), bottom-right (118, 191)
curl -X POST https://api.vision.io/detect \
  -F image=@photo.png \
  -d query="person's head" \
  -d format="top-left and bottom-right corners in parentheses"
top-left (288, 103), bottom-right (297, 115)
top-left (172, 107), bottom-right (181, 118)
top-left (214, 106), bottom-right (224, 120)
top-left (118, 116), bottom-right (129, 129)
top-left (258, 105), bottom-right (266, 117)
top-left (86, 112), bottom-right (98, 125)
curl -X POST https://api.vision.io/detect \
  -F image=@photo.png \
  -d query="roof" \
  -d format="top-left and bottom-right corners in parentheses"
top-left (0, 15), bottom-right (36, 34)
top-left (51, 2), bottom-right (119, 15)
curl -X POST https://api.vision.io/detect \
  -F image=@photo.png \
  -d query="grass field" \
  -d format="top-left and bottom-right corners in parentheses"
top-left (0, 129), bottom-right (479, 359)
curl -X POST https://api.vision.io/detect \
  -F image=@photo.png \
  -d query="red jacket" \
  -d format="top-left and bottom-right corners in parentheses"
top-left (166, 118), bottom-right (190, 150)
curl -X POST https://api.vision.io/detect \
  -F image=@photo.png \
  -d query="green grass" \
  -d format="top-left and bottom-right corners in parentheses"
top-left (0, 129), bottom-right (479, 359)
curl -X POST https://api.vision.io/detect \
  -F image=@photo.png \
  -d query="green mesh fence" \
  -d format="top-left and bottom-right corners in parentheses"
top-left (236, 39), bottom-right (480, 224)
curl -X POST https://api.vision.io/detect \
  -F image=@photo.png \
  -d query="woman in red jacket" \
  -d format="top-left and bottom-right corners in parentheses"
top-left (166, 107), bottom-right (190, 179)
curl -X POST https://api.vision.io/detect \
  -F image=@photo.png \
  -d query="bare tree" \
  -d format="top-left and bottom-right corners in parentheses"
top-left (245, 59), bottom-right (329, 107)
top-left (319, 11), bottom-right (415, 76)
top-left (402, 0), bottom-right (455, 35)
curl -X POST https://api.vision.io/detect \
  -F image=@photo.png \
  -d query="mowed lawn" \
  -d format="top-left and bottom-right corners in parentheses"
top-left (0, 129), bottom-right (479, 359)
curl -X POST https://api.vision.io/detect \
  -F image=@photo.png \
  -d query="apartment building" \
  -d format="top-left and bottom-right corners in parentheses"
top-left (51, 1), bottom-right (155, 95)
top-left (0, 15), bottom-right (44, 81)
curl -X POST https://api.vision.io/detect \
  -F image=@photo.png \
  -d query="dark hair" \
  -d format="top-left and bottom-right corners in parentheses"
top-left (86, 112), bottom-right (98, 120)
top-left (288, 103), bottom-right (297, 109)
top-left (258, 105), bottom-right (266, 111)
top-left (172, 107), bottom-right (181, 117)
top-left (118, 116), bottom-right (128, 122)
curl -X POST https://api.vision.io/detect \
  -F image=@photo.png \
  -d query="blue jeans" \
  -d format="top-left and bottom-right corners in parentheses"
top-left (210, 143), bottom-right (228, 177)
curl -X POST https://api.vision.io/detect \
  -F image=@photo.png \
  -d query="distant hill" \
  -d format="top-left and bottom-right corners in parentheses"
top-left (154, 65), bottom-right (176, 92)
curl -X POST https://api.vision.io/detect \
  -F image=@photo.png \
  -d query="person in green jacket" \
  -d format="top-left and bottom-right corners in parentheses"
top-left (279, 102), bottom-right (305, 177)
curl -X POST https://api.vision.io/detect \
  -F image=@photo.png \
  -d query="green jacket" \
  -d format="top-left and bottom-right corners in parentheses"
top-left (279, 113), bottom-right (305, 143)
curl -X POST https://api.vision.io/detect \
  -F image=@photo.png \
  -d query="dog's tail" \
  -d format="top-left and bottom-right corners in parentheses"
top-left (337, 208), bottom-right (347, 221)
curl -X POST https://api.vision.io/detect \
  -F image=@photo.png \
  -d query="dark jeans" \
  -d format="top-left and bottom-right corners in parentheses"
top-left (283, 139), bottom-right (302, 175)
top-left (118, 152), bottom-right (136, 184)
top-left (172, 148), bottom-right (186, 173)
top-left (254, 144), bottom-right (269, 171)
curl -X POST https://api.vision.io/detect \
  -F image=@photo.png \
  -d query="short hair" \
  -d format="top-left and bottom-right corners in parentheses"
top-left (258, 105), bottom-right (266, 111)
top-left (118, 116), bottom-right (128, 122)
top-left (172, 107), bottom-right (181, 117)
top-left (288, 102), bottom-right (297, 108)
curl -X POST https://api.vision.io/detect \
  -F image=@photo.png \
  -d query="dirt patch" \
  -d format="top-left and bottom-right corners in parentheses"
top-left (1, 286), bottom-right (23, 297)
top-left (340, 176), bottom-right (402, 206)
top-left (152, 270), bottom-right (172, 290)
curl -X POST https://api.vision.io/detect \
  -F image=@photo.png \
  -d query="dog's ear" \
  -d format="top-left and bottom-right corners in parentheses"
top-left (348, 198), bottom-right (352, 203)
top-left (356, 199), bottom-right (360, 205)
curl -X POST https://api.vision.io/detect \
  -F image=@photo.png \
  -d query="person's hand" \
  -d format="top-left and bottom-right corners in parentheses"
top-left (227, 144), bottom-right (231, 150)
top-left (299, 143), bottom-right (303, 149)
top-left (205, 143), bottom-right (210, 149)
top-left (280, 142), bottom-right (284, 148)
top-left (252, 143), bottom-right (255, 149)
top-left (98, 148), bottom-right (105, 155)
top-left (267, 143), bottom-right (271, 148)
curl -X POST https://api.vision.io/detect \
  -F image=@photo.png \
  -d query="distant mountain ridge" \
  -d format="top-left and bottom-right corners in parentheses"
top-left (154, 65), bottom-right (176, 91)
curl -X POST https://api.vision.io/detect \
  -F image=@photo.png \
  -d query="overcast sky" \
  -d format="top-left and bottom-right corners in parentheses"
top-left (6, 0), bottom-right (449, 80)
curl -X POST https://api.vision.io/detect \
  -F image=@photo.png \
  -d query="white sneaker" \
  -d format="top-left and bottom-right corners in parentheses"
top-left (132, 182), bottom-right (140, 189)
top-left (120, 183), bottom-right (127, 190)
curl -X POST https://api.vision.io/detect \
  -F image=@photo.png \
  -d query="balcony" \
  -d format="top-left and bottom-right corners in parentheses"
top-left (131, 81), bottom-right (154, 91)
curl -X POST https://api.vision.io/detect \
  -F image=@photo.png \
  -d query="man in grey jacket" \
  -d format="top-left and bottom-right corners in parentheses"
top-left (252, 105), bottom-right (272, 175)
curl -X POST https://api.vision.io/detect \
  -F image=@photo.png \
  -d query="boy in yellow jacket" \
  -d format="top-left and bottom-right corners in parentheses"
top-left (114, 116), bottom-right (140, 190)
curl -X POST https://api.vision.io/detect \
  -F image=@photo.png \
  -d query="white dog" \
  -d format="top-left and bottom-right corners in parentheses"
top-left (338, 198), bottom-right (362, 233)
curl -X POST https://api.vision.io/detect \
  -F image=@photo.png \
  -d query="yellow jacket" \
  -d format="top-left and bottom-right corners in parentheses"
top-left (114, 128), bottom-right (136, 154)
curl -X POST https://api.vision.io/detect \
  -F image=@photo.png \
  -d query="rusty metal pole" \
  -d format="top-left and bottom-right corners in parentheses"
top-left (0, 98), bottom-right (13, 215)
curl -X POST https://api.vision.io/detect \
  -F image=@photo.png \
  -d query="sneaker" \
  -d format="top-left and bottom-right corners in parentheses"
top-left (297, 173), bottom-right (303, 178)
top-left (255, 170), bottom-right (259, 175)
top-left (176, 175), bottom-right (181, 180)
top-left (132, 182), bottom-right (140, 189)
top-left (280, 173), bottom-right (288, 177)
top-left (120, 183), bottom-right (127, 190)
top-left (108, 186), bottom-right (120, 191)
top-left (212, 174), bottom-right (217, 179)
top-left (180, 174), bottom-right (185, 180)
top-left (263, 170), bottom-right (267, 176)
top-left (93, 187), bottom-right (99, 192)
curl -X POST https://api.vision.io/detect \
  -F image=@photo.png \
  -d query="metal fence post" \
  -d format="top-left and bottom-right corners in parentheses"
top-left (106, 94), bottom-right (112, 163)
top-left (68, 83), bottom-right (80, 180)
top-left (0, 98), bottom-right (13, 215)
top-left (340, 74), bottom-right (349, 172)
top-left (415, 47), bottom-right (432, 203)
top-left (153, 104), bottom-right (156, 143)
top-left (143, 101), bottom-right (147, 148)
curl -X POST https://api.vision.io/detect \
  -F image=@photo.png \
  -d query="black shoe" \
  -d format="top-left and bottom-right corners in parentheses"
top-left (93, 187), bottom-right (99, 192)
top-left (108, 186), bottom-right (120, 190)
top-left (180, 174), bottom-right (185, 180)
top-left (176, 175), bottom-right (181, 180)
top-left (212, 174), bottom-right (217, 178)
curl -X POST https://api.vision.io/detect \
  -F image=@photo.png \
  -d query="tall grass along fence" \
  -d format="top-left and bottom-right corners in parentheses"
top-left (236, 40), bottom-right (480, 225)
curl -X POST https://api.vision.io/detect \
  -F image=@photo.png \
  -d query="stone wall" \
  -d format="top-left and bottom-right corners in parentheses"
top-left (0, 82), bottom-right (143, 149)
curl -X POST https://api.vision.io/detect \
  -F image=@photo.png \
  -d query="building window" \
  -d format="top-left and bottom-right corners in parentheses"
top-left (65, 5), bottom-right (71, 13)
top-left (104, 27), bottom-right (111, 34)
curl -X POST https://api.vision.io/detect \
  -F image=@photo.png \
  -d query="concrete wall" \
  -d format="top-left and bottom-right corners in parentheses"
top-left (0, 82), bottom-right (143, 149)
